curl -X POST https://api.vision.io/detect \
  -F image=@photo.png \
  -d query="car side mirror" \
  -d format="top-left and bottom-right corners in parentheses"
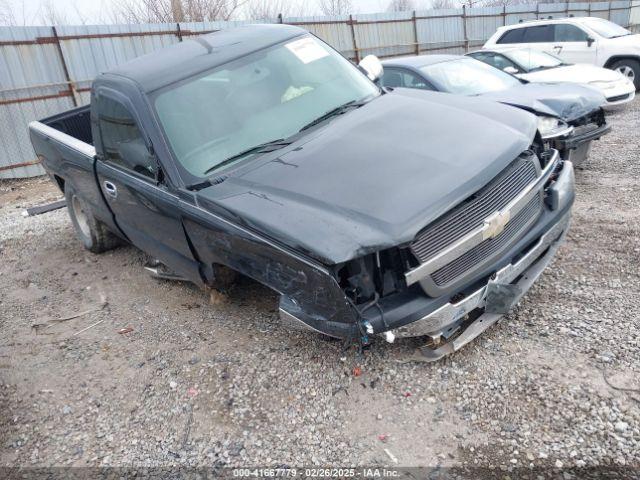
top-left (587, 36), bottom-right (595, 47)
top-left (503, 66), bottom-right (519, 75)
top-left (358, 55), bottom-right (383, 82)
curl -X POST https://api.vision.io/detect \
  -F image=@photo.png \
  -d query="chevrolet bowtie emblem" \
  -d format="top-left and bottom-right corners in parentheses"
top-left (482, 210), bottom-right (511, 240)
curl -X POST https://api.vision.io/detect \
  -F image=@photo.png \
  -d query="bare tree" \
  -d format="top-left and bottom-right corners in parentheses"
top-left (317, 0), bottom-right (352, 16)
top-left (39, 0), bottom-right (69, 25)
top-left (0, 0), bottom-right (17, 25)
top-left (112, 0), bottom-right (245, 23)
top-left (387, 0), bottom-right (416, 11)
top-left (246, 0), bottom-right (309, 20)
top-left (429, 0), bottom-right (454, 9)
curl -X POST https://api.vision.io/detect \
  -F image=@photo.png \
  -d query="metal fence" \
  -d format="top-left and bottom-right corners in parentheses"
top-left (1, 1), bottom-right (639, 178)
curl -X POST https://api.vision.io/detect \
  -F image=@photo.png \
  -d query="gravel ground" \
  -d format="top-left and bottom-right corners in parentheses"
top-left (1, 98), bottom-right (639, 476)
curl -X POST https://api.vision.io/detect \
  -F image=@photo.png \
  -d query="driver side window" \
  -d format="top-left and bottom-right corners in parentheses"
top-left (97, 96), bottom-right (156, 180)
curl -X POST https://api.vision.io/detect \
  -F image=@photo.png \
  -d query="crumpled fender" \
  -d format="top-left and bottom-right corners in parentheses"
top-left (480, 82), bottom-right (606, 121)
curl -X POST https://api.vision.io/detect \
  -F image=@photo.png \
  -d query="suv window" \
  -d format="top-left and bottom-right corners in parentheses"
top-left (554, 23), bottom-right (589, 42)
top-left (97, 96), bottom-right (156, 179)
top-left (381, 68), bottom-right (432, 90)
top-left (497, 28), bottom-right (524, 44)
top-left (521, 25), bottom-right (554, 43)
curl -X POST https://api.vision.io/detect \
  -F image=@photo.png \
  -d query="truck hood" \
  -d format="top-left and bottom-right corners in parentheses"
top-left (519, 63), bottom-right (623, 84)
top-left (196, 89), bottom-right (537, 265)
top-left (478, 82), bottom-right (606, 122)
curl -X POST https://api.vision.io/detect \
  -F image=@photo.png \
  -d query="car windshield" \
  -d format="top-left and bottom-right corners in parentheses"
top-left (507, 49), bottom-right (564, 72)
top-left (153, 35), bottom-right (379, 177)
top-left (584, 18), bottom-right (632, 38)
top-left (420, 58), bottom-right (521, 95)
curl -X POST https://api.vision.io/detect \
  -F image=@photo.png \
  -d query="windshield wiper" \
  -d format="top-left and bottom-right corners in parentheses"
top-left (298, 99), bottom-right (365, 132)
top-left (203, 139), bottom-right (291, 175)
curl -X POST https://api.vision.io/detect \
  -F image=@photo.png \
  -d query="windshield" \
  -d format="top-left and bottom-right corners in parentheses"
top-left (420, 58), bottom-right (521, 95)
top-left (507, 49), bottom-right (564, 71)
top-left (584, 18), bottom-right (632, 38)
top-left (154, 35), bottom-right (379, 177)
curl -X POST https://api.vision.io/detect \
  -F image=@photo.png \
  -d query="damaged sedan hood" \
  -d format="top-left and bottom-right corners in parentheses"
top-left (196, 89), bottom-right (537, 265)
top-left (478, 82), bottom-right (605, 122)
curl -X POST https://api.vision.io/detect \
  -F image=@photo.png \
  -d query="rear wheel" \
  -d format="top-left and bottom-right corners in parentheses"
top-left (611, 59), bottom-right (640, 90)
top-left (65, 184), bottom-right (121, 253)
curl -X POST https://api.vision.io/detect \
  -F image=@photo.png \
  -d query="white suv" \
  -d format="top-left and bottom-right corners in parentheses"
top-left (484, 17), bottom-right (640, 90)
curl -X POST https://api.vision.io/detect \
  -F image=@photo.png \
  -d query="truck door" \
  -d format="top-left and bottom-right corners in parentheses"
top-left (93, 89), bottom-right (202, 285)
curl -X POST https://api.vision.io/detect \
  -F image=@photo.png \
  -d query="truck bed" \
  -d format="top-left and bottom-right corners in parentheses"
top-left (28, 103), bottom-right (120, 240)
top-left (41, 104), bottom-right (93, 145)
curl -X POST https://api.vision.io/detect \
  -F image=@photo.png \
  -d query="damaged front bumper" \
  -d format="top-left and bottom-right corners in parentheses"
top-left (552, 109), bottom-right (610, 166)
top-left (391, 209), bottom-right (570, 360)
top-left (279, 159), bottom-right (575, 360)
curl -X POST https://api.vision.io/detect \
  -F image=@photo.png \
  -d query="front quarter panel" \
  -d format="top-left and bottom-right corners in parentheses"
top-left (180, 199), bottom-right (360, 338)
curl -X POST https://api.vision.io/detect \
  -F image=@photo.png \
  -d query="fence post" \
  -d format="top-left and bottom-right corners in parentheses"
top-left (349, 15), bottom-right (359, 62)
top-left (412, 10), bottom-right (419, 55)
top-left (608, 1), bottom-right (612, 20)
top-left (462, 5), bottom-right (469, 53)
top-left (52, 26), bottom-right (78, 107)
top-left (503, 5), bottom-right (506, 26)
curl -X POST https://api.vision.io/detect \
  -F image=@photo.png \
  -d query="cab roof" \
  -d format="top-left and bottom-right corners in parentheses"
top-left (103, 24), bottom-right (307, 93)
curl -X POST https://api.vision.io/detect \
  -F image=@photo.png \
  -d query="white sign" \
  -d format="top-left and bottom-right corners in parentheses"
top-left (285, 37), bottom-right (329, 64)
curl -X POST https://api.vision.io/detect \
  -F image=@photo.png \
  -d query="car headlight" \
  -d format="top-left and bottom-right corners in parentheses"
top-left (537, 116), bottom-right (572, 140)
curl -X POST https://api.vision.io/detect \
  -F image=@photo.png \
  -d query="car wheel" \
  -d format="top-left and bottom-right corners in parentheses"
top-left (611, 59), bottom-right (640, 90)
top-left (64, 183), bottom-right (121, 253)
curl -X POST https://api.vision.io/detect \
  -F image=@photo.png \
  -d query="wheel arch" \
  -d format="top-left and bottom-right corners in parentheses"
top-left (53, 174), bottom-right (65, 193)
top-left (603, 55), bottom-right (640, 69)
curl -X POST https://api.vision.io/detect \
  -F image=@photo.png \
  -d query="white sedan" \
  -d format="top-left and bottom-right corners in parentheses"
top-left (467, 48), bottom-right (635, 109)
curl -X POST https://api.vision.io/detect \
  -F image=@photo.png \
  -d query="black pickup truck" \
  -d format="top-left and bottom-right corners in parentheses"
top-left (29, 24), bottom-right (575, 360)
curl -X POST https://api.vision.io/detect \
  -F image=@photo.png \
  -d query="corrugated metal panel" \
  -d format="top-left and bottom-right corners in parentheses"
top-left (466, 6), bottom-right (505, 44)
top-left (589, 2), bottom-right (615, 20)
top-left (353, 12), bottom-right (416, 59)
top-left (566, 3), bottom-right (592, 19)
top-left (287, 15), bottom-right (355, 59)
top-left (416, 8), bottom-right (465, 55)
top-left (1, 2), bottom-right (639, 178)
top-left (505, 4), bottom-right (538, 27)
top-left (631, 0), bottom-right (640, 26)
top-left (611, 1), bottom-right (632, 26)
top-left (56, 22), bottom-right (180, 90)
top-left (0, 26), bottom-right (68, 178)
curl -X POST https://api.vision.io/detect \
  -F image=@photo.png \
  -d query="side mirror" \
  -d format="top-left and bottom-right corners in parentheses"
top-left (503, 66), bottom-right (519, 75)
top-left (587, 36), bottom-right (595, 47)
top-left (358, 55), bottom-right (383, 82)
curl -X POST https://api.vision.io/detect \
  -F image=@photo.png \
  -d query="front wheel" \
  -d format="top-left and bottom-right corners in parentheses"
top-left (611, 59), bottom-right (640, 90)
top-left (64, 183), bottom-right (121, 253)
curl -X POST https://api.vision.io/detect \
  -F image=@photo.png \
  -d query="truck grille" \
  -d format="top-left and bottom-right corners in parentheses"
top-left (411, 155), bottom-right (539, 264)
top-left (431, 195), bottom-right (542, 286)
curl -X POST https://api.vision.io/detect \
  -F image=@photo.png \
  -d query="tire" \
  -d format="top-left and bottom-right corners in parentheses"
top-left (610, 59), bottom-right (640, 91)
top-left (64, 183), bottom-right (121, 253)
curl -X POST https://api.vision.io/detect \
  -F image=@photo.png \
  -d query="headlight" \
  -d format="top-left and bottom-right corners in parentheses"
top-left (537, 116), bottom-right (572, 140)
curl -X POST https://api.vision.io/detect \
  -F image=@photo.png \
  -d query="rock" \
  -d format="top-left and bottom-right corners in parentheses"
top-left (614, 421), bottom-right (628, 433)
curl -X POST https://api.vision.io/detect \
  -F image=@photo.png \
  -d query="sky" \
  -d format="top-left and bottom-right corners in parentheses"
top-left (1, 0), bottom-right (397, 26)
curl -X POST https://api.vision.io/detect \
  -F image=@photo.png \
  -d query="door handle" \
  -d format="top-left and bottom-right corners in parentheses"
top-left (103, 180), bottom-right (117, 198)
